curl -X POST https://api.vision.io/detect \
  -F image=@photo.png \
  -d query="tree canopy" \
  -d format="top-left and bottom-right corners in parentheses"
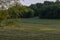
top-left (29, 1), bottom-right (60, 19)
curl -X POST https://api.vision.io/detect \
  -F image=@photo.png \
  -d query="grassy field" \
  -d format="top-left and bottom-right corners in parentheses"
top-left (0, 17), bottom-right (60, 40)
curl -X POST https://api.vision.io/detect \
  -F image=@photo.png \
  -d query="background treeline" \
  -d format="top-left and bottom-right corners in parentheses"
top-left (1, 1), bottom-right (60, 20)
top-left (29, 1), bottom-right (60, 19)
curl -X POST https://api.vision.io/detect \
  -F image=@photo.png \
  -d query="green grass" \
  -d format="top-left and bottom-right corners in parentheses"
top-left (0, 18), bottom-right (60, 40)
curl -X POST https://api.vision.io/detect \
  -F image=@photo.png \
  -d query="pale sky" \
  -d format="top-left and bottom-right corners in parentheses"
top-left (20, 0), bottom-right (56, 6)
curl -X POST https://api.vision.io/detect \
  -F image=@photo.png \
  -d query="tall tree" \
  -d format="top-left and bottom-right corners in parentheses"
top-left (0, 0), bottom-right (21, 10)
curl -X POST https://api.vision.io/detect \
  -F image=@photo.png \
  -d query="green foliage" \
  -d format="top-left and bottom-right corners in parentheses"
top-left (29, 1), bottom-right (60, 19)
top-left (21, 7), bottom-right (34, 18)
top-left (8, 4), bottom-right (34, 18)
top-left (0, 10), bottom-right (9, 20)
top-left (0, 10), bottom-right (10, 27)
top-left (39, 3), bottom-right (60, 19)
top-left (8, 4), bottom-right (22, 18)
top-left (0, 3), bottom-right (35, 26)
top-left (1, 1), bottom-right (60, 25)
top-left (29, 3), bottom-right (42, 16)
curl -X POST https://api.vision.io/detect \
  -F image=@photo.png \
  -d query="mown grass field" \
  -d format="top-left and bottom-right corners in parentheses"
top-left (0, 17), bottom-right (60, 40)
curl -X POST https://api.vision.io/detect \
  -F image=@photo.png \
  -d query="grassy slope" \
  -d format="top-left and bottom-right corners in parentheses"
top-left (0, 17), bottom-right (60, 40)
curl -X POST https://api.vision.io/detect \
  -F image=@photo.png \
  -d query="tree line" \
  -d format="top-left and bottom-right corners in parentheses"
top-left (29, 1), bottom-right (60, 19)
top-left (1, 1), bottom-right (60, 22)
top-left (0, 1), bottom-right (60, 26)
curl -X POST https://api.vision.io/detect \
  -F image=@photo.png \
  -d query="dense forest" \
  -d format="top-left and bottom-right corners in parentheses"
top-left (1, 1), bottom-right (60, 22)
top-left (29, 1), bottom-right (60, 19)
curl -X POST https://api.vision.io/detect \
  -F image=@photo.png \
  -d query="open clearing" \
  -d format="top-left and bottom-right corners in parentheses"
top-left (0, 18), bottom-right (60, 40)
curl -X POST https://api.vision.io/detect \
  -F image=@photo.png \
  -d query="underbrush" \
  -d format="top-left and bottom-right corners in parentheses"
top-left (0, 19), bottom-right (21, 28)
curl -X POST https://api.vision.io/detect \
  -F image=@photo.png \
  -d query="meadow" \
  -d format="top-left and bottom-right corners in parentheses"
top-left (0, 17), bottom-right (60, 40)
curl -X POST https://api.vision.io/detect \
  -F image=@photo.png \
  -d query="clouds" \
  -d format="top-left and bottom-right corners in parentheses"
top-left (20, 0), bottom-right (56, 6)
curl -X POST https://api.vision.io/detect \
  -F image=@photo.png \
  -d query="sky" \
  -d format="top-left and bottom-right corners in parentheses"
top-left (20, 0), bottom-right (56, 6)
